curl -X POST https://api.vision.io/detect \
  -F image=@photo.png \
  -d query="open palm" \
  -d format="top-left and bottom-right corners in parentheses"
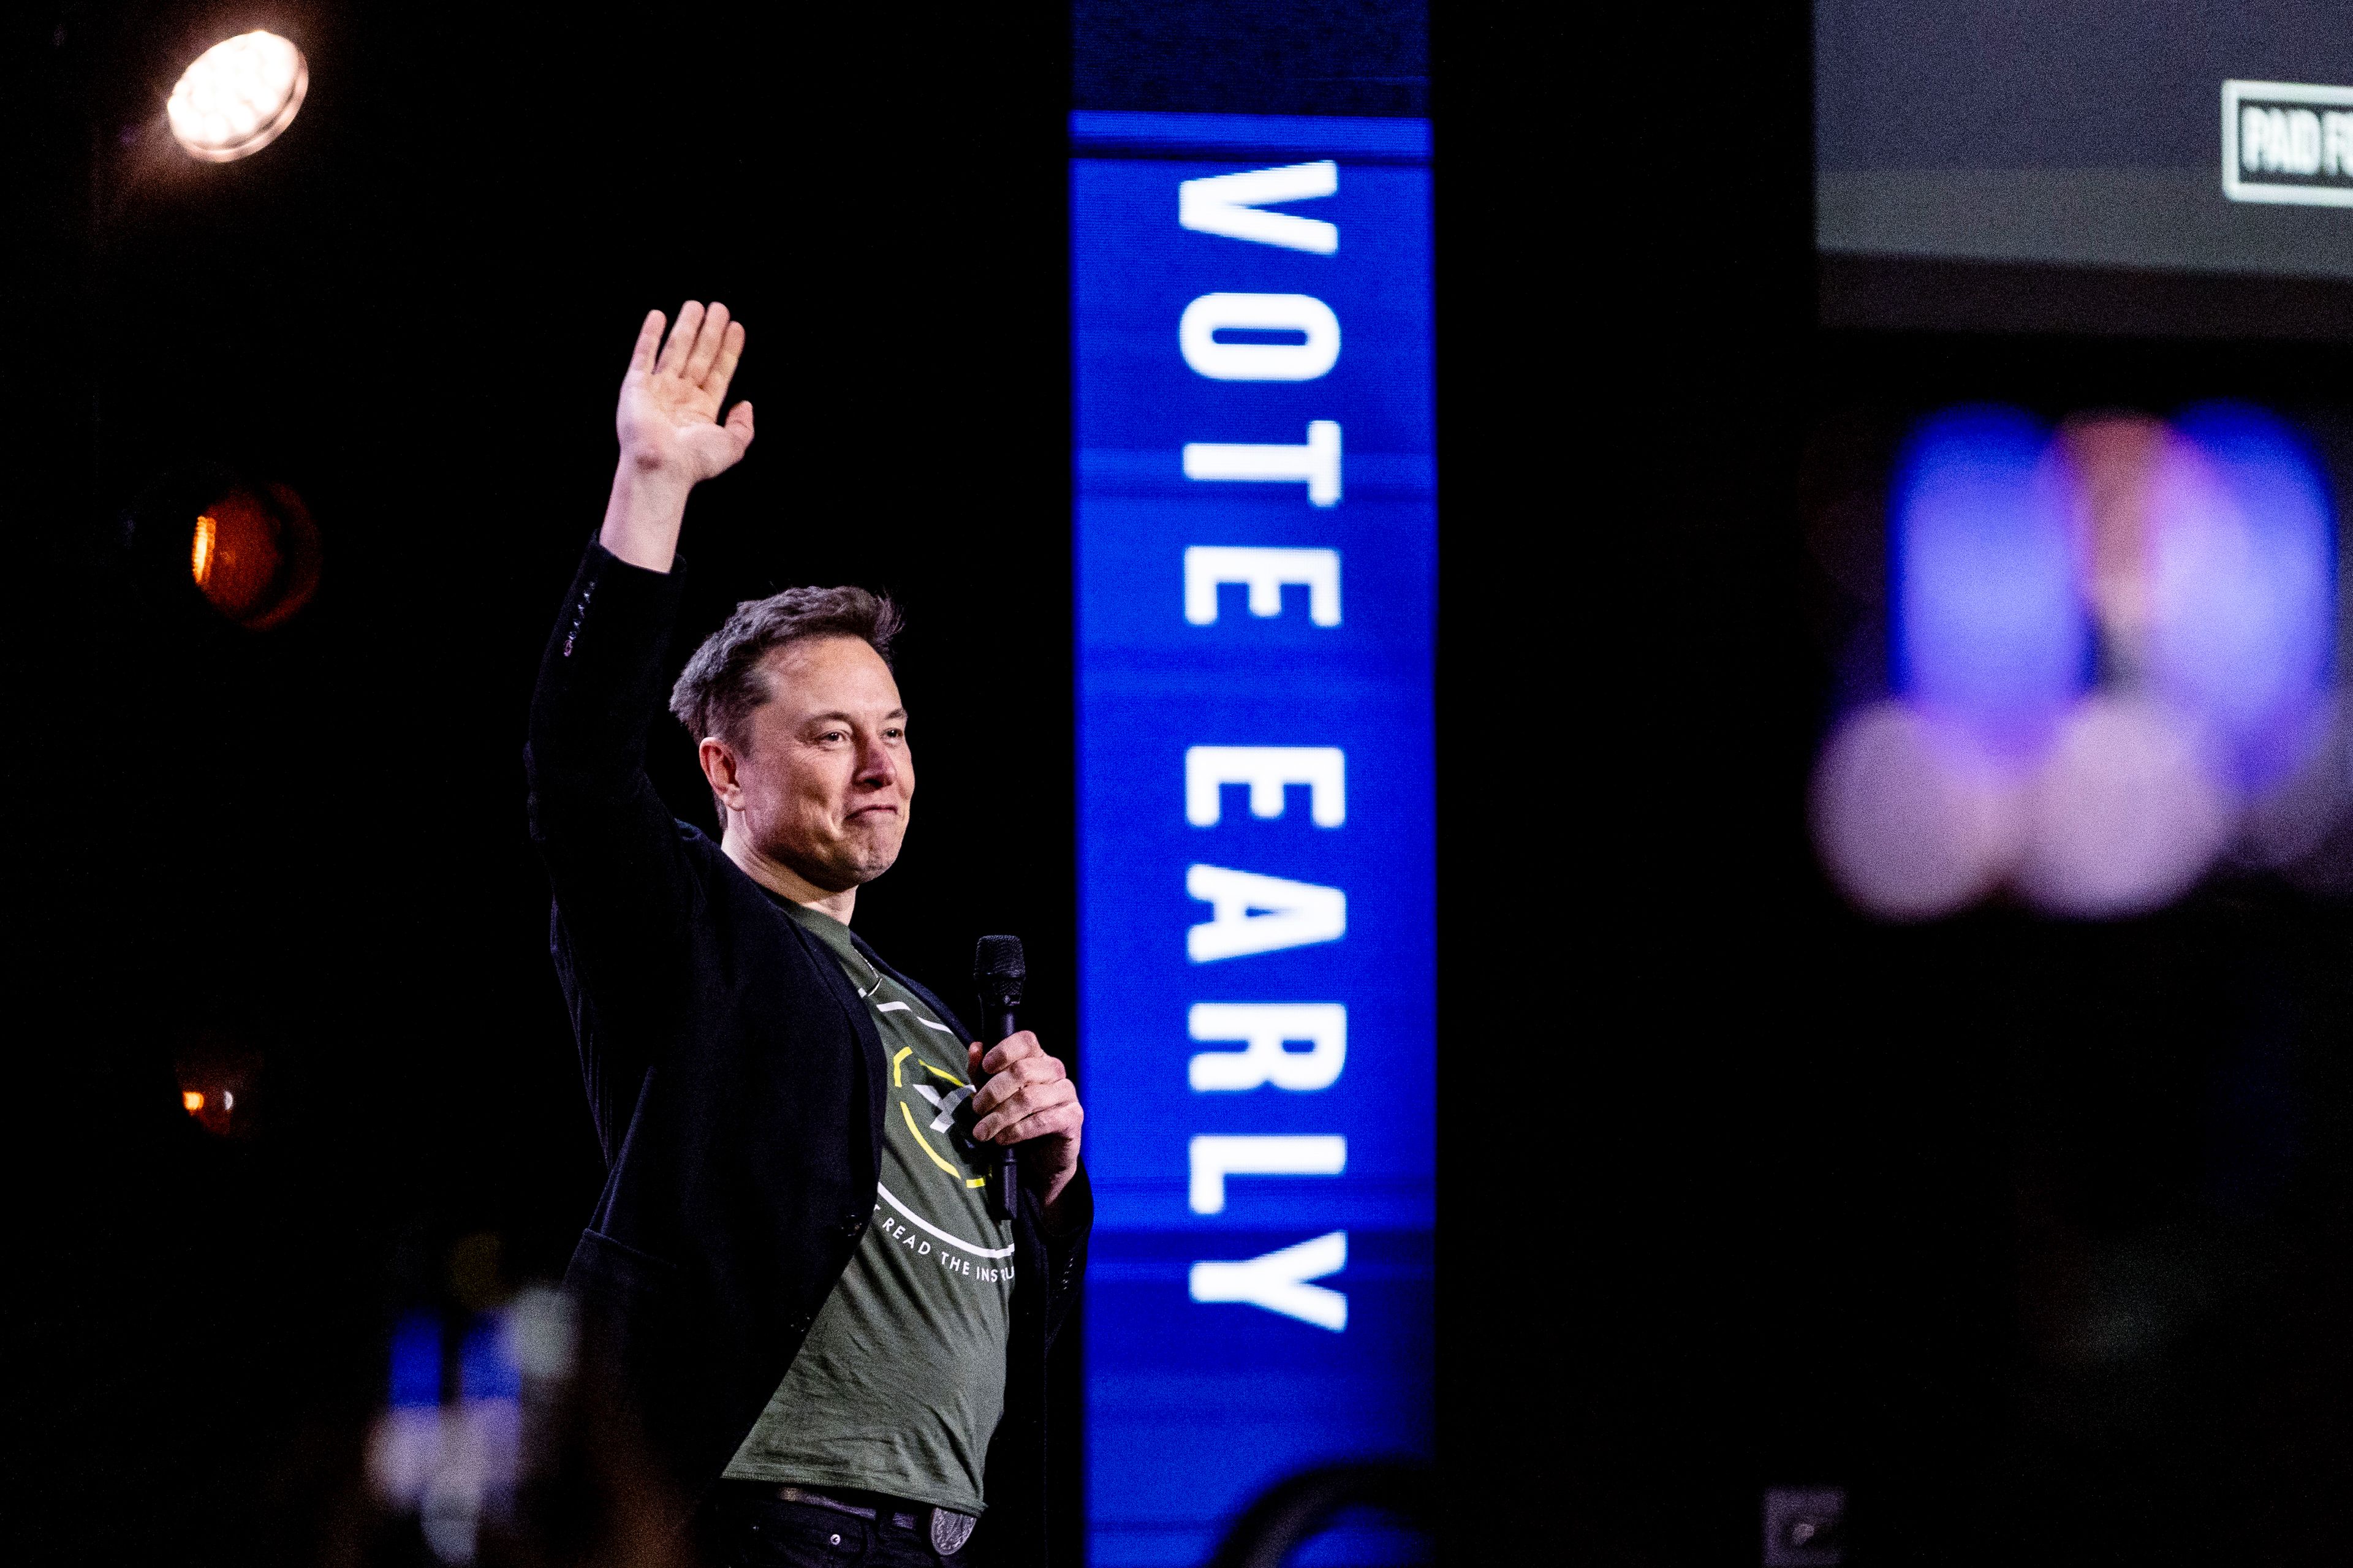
top-left (615, 301), bottom-right (754, 484)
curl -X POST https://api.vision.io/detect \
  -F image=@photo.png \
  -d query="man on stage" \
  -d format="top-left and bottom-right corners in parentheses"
top-left (526, 301), bottom-right (1091, 1566)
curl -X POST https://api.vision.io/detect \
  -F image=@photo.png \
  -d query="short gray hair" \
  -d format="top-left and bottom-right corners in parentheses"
top-left (669, 585), bottom-right (903, 747)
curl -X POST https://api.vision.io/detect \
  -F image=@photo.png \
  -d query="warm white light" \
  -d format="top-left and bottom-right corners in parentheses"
top-left (167, 31), bottom-right (308, 163)
top-left (191, 511), bottom-right (216, 584)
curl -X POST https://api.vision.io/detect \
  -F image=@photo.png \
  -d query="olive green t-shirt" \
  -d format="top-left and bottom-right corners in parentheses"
top-left (721, 903), bottom-right (1015, 1513)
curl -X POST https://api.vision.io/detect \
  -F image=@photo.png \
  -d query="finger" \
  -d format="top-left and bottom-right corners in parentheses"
top-left (972, 1056), bottom-right (1059, 1116)
top-left (976, 1079), bottom-right (1078, 1142)
top-left (1004, 1053), bottom-right (1063, 1085)
top-left (685, 301), bottom-right (730, 384)
top-left (975, 1080), bottom-right (1060, 1138)
top-left (982, 1031), bottom-right (1045, 1074)
top-left (703, 319), bottom-right (746, 398)
top-left (991, 1100), bottom-right (1084, 1148)
top-left (656, 301), bottom-right (705, 377)
top-left (624, 309), bottom-right (664, 381)
top-left (974, 1055), bottom-right (1049, 1106)
top-left (725, 400), bottom-right (754, 449)
top-left (971, 1070), bottom-right (1015, 1118)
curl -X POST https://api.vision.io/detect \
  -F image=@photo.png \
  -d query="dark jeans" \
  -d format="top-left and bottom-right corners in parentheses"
top-left (707, 1490), bottom-right (970, 1568)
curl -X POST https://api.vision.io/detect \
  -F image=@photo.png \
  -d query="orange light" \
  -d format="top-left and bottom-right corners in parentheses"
top-left (184, 483), bottom-right (322, 631)
top-left (191, 512), bottom-right (217, 585)
top-left (173, 1032), bottom-right (260, 1139)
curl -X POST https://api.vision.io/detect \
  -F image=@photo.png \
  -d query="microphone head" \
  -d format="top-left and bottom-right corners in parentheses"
top-left (974, 934), bottom-right (1026, 1006)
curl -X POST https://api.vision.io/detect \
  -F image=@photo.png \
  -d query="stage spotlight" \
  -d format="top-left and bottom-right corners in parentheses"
top-left (124, 466), bottom-right (321, 632)
top-left (167, 30), bottom-right (308, 163)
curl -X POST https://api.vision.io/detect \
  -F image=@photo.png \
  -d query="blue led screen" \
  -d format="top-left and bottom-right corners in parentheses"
top-left (1071, 110), bottom-right (1436, 1566)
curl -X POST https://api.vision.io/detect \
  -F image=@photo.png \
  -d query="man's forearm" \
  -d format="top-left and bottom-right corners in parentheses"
top-left (599, 461), bottom-right (695, 574)
top-left (597, 301), bottom-right (752, 569)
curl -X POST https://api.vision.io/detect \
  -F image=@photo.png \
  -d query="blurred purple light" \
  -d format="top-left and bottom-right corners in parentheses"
top-left (1819, 400), bottom-right (2341, 922)
top-left (2146, 404), bottom-right (2335, 792)
top-left (1893, 407), bottom-right (2090, 763)
top-left (2015, 694), bottom-right (2235, 917)
top-left (1812, 701), bottom-right (2023, 920)
top-left (372, 1307), bottom-right (532, 1562)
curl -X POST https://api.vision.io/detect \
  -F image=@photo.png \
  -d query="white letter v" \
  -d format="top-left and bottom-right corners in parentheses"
top-left (1180, 162), bottom-right (1338, 254)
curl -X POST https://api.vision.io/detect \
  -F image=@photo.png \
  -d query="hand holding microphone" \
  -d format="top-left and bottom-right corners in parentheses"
top-left (969, 936), bottom-right (1086, 1225)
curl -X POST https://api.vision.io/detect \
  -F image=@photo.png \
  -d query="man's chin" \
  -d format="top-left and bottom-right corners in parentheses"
top-left (782, 837), bottom-right (903, 893)
top-left (841, 850), bottom-right (901, 887)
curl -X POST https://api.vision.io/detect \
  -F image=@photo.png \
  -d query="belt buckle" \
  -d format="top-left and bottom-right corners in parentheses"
top-left (926, 1505), bottom-right (977, 1556)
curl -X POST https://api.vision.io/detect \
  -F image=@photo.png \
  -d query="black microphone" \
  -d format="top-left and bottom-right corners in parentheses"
top-left (973, 935), bottom-right (1026, 1224)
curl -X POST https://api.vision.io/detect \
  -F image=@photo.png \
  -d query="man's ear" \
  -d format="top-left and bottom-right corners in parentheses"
top-left (697, 736), bottom-right (746, 812)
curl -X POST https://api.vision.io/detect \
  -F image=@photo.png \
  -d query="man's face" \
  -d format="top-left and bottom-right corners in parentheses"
top-left (725, 635), bottom-right (913, 892)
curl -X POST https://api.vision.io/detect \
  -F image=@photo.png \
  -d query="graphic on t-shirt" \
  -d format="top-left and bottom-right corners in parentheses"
top-left (875, 1001), bottom-right (1017, 1268)
top-left (724, 901), bottom-right (1015, 1509)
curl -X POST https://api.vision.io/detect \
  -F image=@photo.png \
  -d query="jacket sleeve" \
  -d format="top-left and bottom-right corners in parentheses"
top-left (1037, 1161), bottom-right (1092, 1351)
top-left (525, 542), bottom-right (700, 1139)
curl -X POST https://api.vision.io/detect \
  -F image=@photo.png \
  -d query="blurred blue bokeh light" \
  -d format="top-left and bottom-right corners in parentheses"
top-left (389, 1312), bottom-right (441, 1409)
top-left (1892, 406), bottom-right (2090, 762)
top-left (460, 1316), bottom-right (521, 1402)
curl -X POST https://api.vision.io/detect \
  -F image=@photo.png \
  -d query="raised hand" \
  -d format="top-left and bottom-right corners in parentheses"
top-left (600, 302), bottom-right (754, 572)
top-left (616, 302), bottom-right (754, 485)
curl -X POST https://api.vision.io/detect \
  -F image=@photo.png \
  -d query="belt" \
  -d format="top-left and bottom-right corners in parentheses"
top-left (773, 1483), bottom-right (979, 1556)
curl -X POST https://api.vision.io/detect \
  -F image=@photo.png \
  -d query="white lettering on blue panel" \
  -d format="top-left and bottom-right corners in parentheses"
top-left (1190, 1231), bottom-right (1349, 1331)
top-left (1077, 110), bottom-right (1433, 1567)
top-left (1188, 1004), bottom-right (1347, 1091)
top-left (1185, 865), bottom-right (1347, 961)
top-left (1180, 292), bottom-right (1341, 381)
top-left (1178, 161), bottom-right (1339, 252)
top-left (1181, 546), bottom-right (1341, 625)
top-left (1184, 746), bottom-right (1346, 827)
top-left (1182, 420), bottom-right (1341, 506)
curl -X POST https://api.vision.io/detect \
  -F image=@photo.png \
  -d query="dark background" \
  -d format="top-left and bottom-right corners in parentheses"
top-left (7, 0), bottom-right (1077, 1560)
top-left (0, 2), bottom-right (1562, 1565)
top-left (1587, 4), bottom-right (2353, 1567)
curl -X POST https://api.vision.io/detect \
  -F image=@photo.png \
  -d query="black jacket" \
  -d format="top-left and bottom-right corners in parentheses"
top-left (525, 542), bottom-right (1089, 1561)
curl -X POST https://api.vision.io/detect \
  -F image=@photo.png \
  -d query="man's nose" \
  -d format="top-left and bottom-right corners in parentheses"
top-left (855, 737), bottom-right (898, 788)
